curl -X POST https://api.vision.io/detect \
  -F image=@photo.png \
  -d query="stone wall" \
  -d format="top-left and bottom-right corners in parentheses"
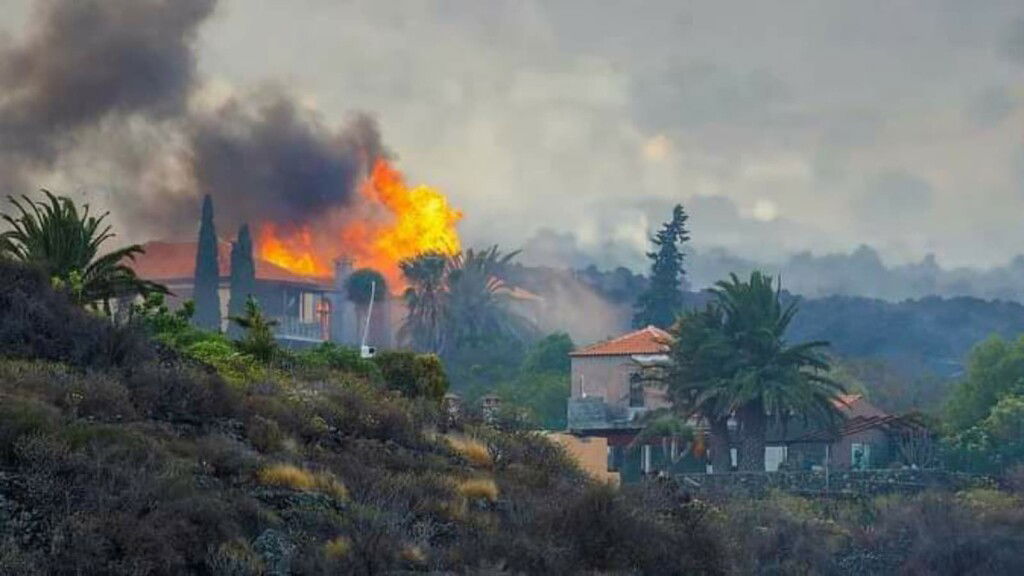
top-left (676, 469), bottom-right (998, 498)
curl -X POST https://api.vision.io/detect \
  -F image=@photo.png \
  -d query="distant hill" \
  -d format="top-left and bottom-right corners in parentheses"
top-left (510, 264), bottom-right (1024, 381)
top-left (786, 295), bottom-right (1024, 378)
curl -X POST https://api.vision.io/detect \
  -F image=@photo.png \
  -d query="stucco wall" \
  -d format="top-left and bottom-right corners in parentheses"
top-left (570, 355), bottom-right (669, 411)
top-left (547, 433), bottom-right (620, 485)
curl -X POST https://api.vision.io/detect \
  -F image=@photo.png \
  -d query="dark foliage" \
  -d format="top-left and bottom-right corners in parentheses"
top-left (0, 258), bottom-right (152, 368)
top-left (193, 194), bottom-right (221, 331)
top-left (227, 223), bottom-right (255, 339)
top-left (634, 204), bottom-right (690, 329)
top-left (374, 349), bottom-right (449, 402)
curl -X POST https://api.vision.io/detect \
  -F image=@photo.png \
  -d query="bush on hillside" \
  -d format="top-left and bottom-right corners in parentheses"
top-left (0, 259), bottom-right (152, 368)
top-left (373, 350), bottom-right (449, 402)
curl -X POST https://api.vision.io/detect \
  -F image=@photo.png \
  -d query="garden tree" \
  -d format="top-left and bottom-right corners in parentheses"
top-left (661, 272), bottom-right (844, 472)
top-left (373, 350), bottom-right (449, 402)
top-left (0, 190), bottom-right (166, 310)
top-left (631, 411), bottom-right (695, 467)
top-left (399, 252), bottom-right (448, 354)
top-left (521, 332), bottom-right (574, 373)
top-left (942, 335), bottom-right (1024, 472)
top-left (399, 246), bottom-right (536, 358)
top-left (444, 246), bottom-right (536, 353)
top-left (193, 194), bottom-right (221, 331)
top-left (493, 332), bottom-right (576, 429)
top-left (945, 335), bottom-right (1024, 432)
top-left (227, 224), bottom-right (255, 338)
top-left (229, 296), bottom-right (278, 362)
top-left (633, 203), bottom-right (690, 329)
top-left (345, 268), bottom-right (387, 305)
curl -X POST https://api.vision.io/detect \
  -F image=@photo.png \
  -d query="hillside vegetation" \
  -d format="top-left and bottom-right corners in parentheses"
top-left (0, 260), bottom-right (720, 575)
top-left (3, 259), bottom-right (1024, 575)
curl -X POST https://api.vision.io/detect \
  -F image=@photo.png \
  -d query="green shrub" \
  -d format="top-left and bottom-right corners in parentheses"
top-left (374, 350), bottom-right (448, 402)
top-left (0, 396), bottom-right (59, 462)
top-left (123, 364), bottom-right (236, 422)
top-left (247, 415), bottom-right (285, 453)
top-left (295, 343), bottom-right (381, 379)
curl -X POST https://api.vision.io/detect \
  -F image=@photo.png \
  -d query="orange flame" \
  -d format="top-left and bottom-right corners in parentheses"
top-left (256, 158), bottom-right (461, 291)
top-left (257, 222), bottom-right (331, 278)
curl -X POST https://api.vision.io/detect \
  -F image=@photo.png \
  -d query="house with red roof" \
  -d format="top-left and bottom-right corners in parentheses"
top-left (775, 394), bottom-right (927, 471)
top-left (563, 326), bottom-right (928, 479)
top-left (568, 325), bottom-right (673, 432)
top-left (566, 326), bottom-right (693, 480)
top-left (130, 240), bottom-right (388, 347)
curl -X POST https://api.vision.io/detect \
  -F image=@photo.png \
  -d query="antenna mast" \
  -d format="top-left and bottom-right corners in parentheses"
top-left (360, 281), bottom-right (376, 352)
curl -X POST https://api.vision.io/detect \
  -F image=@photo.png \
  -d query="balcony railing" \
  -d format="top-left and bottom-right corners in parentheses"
top-left (567, 397), bottom-right (645, 432)
top-left (272, 316), bottom-right (325, 343)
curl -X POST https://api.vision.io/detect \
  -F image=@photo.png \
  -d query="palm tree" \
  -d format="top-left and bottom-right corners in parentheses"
top-left (444, 246), bottom-right (535, 350)
top-left (0, 190), bottom-right (166, 310)
top-left (663, 272), bottom-right (845, 472)
top-left (399, 252), bottom-right (448, 354)
top-left (229, 296), bottom-right (279, 362)
top-left (399, 246), bottom-right (535, 356)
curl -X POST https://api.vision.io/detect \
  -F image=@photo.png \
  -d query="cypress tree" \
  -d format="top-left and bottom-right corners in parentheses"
top-left (633, 204), bottom-right (690, 329)
top-left (193, 194), bottom-right (221, 331)
top-left (228, 223), bottom-right (256, 338)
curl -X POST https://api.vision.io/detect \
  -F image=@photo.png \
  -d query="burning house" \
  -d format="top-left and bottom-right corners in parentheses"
top-left (131, 240), bottom-right (393, 347)
top-left (132, 157), bottom-right (463, 348)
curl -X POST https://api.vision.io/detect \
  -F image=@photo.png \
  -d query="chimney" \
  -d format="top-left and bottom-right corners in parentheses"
top-left (329, 257), bottom-right (357, 344)
top-left (334, 257), bottom-right (354, 294)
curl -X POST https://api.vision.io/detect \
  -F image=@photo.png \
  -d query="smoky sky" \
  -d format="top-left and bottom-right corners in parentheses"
top-left (0, 0), bottom-right (213, 166)
top-left (187, 95), bottom-right (384, 231)
top-left (2, 0), bottom-right (1024, 273)
top-left (0, 0), bottom-right (387, 239)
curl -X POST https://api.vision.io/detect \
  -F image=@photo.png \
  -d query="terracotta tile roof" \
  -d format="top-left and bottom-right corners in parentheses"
top-left (129, 241), bottom-right (332, 288)
top-left (570, 325), bottom-right (673, 357)
top-left (789, 414), bottom-right (923, 443)
top-left (832, 394), bottom-right (863, 410)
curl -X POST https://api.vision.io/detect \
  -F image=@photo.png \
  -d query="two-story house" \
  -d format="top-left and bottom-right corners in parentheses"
top-left (564, 326), bottom-right (704, 481)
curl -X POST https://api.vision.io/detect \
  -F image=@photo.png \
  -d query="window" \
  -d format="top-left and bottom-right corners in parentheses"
top-left (299, 292), bottom-right (317, 323)
top-left (628, 373), bottom-right (645, 408)
top-left (607, 445), bottom-right (622, 472)
top-left (851, 443), bottom-right (871, 470)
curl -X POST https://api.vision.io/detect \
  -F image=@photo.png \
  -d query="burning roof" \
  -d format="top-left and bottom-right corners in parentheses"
top-left (256, 158), bottom-right (462, 292)
top-left (131, 240), bottom-right (332, 288)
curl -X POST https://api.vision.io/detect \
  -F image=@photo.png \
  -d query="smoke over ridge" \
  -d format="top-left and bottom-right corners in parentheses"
top-left (0, 0), bottom-right (387, 240)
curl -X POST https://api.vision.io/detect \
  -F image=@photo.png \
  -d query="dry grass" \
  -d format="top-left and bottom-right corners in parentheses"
top-left (258, 464), bottom-right (316, 490)
top-left (446, 434), bottom-right (492, 469)
top-left (458, 477), bottom-right (499, 503)
top-left (401, 545), bottom-right (427, 565)
top-left (314, 471), bottom-right (350, 501)
top-left (323, 536), bottom-right (351, 560)
top-left (257, 464), bottom-right (349, 500)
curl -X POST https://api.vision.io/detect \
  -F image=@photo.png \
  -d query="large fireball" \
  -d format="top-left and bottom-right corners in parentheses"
top-left (257, 158), bottom-right (462, 290)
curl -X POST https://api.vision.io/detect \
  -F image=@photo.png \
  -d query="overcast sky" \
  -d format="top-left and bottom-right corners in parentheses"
top-left (2, 0), bottom-right (1023, 270)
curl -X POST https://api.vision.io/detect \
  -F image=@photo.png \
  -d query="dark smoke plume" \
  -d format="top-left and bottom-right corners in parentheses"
top-left (187, 93), bottom-right (386, 232)
top-left (0, 0), bottom-right (389, 242)
top-left (0, 0), bottom-right (214, 166)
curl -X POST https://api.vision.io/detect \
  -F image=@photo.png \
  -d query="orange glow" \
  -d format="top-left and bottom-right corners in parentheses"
top-left (256, 158), bottom-right (461, 291)
top-left (257, 222), bottom-right (331, 277)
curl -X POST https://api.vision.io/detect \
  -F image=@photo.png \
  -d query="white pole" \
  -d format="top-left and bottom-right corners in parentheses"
top-left (361, 281), bottom-right (375, 350)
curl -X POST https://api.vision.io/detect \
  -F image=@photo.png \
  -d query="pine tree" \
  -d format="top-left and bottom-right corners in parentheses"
top-left (228, 223), bottom-right (256, 338)
top-left (633, 204), bottom-right (690, 329)
top-left (193, 195), bottom-right (221, 331)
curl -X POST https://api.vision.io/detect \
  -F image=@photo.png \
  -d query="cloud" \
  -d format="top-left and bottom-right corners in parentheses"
top-left (0, 0), bottom-right (214, 165)
top-left (1001, 17), bottom-right (1024, 65)
top-left (856, 170), bottom-right (934, 229)
top-left (2, 0), bottom-right (1024, 271)
top-left (965, 86), bottom-right (1017, 128)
